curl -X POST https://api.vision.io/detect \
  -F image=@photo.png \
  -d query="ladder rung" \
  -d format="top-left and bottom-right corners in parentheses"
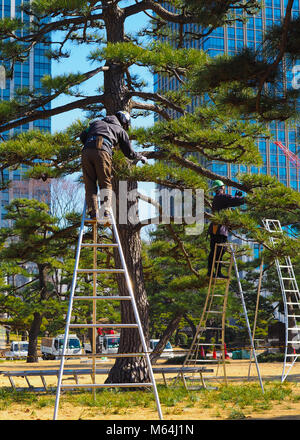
top-left (198, 327), bottom-right (222, 331)
top-left (282, 277), bottom-right (296, 280)
top-left (61, 383), bottom-right (153, 389)
top-left (284, 290), bottom-right (299, 293)
top-left (73, 296), bottom-right (131, 301)
top-left (84, 219), bottom-right (111, 225)
top-left (186, 359), bottom-right (220, 363)
top-left (279, 265), bottom-right (293, 269)
top-left (194, 343), bottom-right (222, 346)
top-left (81, 243), bottom-right (118, 248)
top-left (82, 353), bottom-right (147, 358)
top-left (77, 269), bottom-right (125, 273)
top-left (69, 323), bottom-right (138, 329)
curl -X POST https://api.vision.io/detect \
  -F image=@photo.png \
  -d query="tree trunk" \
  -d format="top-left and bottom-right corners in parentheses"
top-left (105, 178), bottom-right (151, 384)
top-left (184, 314), bottom-right (197, 338)
top-left (150, 313), bottom-right (183, 365)
top-left (101, 4), bottom-right (152, 384)
top-left (27, 312), bottom-right (42, 363)
top-left (27, 263), bottom-right (48, 363)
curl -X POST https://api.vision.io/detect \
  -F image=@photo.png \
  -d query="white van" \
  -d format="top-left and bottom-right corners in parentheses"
top-left (5, 341), bottom-right (29, 359)
top-left (41, 334), bottom-right (82, 360)
top-left (84, 334), bottom-right (120, 355)
top-left (149, 339), bottom-right (174, 358)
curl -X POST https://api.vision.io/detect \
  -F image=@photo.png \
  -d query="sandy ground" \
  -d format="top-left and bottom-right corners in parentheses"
top-left (1, 357), bottom-right (300, 420)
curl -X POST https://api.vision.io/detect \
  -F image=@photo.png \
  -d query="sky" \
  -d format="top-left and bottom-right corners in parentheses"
top-left (50, 8), bottom-right (157, 234)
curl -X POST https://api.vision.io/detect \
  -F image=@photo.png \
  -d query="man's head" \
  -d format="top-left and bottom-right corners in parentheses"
top-left (116, 110), bottom-right (131, 131)
top-left (212, 180), bottom-right (225, 193)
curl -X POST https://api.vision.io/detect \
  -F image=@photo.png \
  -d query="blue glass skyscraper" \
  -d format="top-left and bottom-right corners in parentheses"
top-left (154, 1), bottom-right (300, 192)
top-left (0, 0), bottom-right (51, 226)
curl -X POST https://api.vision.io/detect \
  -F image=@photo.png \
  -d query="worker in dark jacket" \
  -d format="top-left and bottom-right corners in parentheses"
top-left (80, 111), bottom-right (147, 220)
top-left (207, 180), bottom-right (245, 278)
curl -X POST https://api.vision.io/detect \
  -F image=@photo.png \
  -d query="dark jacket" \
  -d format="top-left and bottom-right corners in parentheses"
top-left (209, 192), bottom-right (245, 237)
top-left (80, 115), bottom-right (140, 160)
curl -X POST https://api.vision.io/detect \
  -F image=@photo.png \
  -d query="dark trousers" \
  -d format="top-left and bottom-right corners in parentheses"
top-left (207, 234), bottom-right (227, 275)
top-left (81, 147), bottom-right (112, 217)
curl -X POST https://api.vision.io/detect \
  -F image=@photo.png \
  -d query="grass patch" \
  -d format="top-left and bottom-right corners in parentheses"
top-left (0, 381), bottom-right (297, 419)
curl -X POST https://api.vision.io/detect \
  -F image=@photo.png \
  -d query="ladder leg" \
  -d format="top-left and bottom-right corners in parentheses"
top-left (180, 243), bottom-right (231, 388)
top-left (229, 244), bottom-right (264, 393)
top-left (248, 256), bottom-right (263, 379)
top-left (54, 203), bottom-right (163, 420)
top-left (92, 220), bottom-right (97, 400)
top-left (110, 208), bottom-right (163, 420)
top-left (263, 219), bottom-right (300, 382)
top-left (53, 202), bottom-right (86, 420)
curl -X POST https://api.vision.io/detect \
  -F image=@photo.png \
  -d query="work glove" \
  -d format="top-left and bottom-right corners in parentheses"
top-left (235, 190), bottom-right (243, 197)
top-left (136, 153), bottom-right (148, 164)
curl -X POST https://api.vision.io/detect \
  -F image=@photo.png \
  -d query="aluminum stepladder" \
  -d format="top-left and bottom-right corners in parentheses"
top-left (262, 219), bottom-right (300, 382)
top-left (53, 201), bottom-right (163, 420)
top-left (181, 242), bottom-right (264, 392)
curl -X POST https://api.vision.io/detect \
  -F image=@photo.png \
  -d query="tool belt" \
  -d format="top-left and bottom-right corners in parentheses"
top-left (208, 223), bottom-right (220, 235)
top-left (212, 224), bottom-right (219, 235)
top-left (84, 135), bottom-right (113, 155)
top-left (86, 135), bottom-right (104, 149)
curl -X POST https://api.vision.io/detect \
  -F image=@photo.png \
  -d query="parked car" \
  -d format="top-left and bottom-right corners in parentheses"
top-left (84, 334), bottom-right (120, 354)
top-left (41, 334), bottom-right (82, 360)
top-left (149, 339), bottom-right (174, 358)
top-left (5, 341), bottom-right (28, 359)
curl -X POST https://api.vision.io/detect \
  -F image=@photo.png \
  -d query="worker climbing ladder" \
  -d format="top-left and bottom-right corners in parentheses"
top-left (53, 201), bottom-right (163, 420)
top-left (263, 219), bottom-right (300, 382)
top-left (181, 242), bottom-right (264, 392)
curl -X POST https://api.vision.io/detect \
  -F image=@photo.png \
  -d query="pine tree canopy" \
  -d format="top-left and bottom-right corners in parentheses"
top-left (0, 0), bottom-right (298, 259)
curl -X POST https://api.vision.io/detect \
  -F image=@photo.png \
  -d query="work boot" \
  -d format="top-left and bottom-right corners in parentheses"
top-left (88, 210), bottom-right (97, 220)
top-left (216, 272), bottom-right (227, 279)
top-left (101, 189), bottom-right (112, 225)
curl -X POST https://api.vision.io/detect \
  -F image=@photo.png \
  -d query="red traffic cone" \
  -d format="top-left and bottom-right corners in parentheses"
top-left (200, 345), bottom-right (205, 358)
top-left (213, 348), bottom-right (217, 359)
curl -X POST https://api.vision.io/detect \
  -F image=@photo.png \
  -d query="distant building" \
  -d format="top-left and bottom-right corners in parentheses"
top-left (154, 0), bottom-right (300, 192)
top-left (0, 1), bottom-right (52, 336)
top-left (0, 0), bottom-right (52, 227)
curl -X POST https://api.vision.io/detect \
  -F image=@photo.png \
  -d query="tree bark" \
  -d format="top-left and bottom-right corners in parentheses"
top-left (27, 312), bottom-right (43, 363)
top-left (106, 179), bottom-right (151, 384)
top-left (27, 263), bottom-right (48, 363)
top-left (98, 3), bottom-right (152, 384)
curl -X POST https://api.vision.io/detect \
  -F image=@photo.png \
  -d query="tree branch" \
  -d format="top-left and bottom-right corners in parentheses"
top-left (0, 94), bottom-right (105, 133)
top-left (129, 91), bottom-right (186, 115)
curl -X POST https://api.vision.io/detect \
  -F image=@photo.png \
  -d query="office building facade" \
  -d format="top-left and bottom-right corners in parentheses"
top-left (0, 0), bottom-right (51, 226)
top-left (154, 0), bottom-right (300, 192)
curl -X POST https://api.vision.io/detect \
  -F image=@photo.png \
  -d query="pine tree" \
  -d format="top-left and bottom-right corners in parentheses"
top-left (0, 1), bottom-right (299, 380)
top-left (0, 198), bottom-right (79, 361)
